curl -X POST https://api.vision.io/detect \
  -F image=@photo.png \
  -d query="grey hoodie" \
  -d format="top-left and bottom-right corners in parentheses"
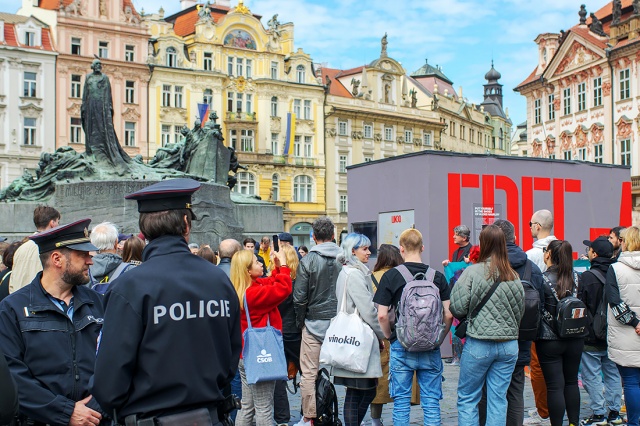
top-left (89, 253), bottom-right (124, 283)
top-left (526, 235), bottom-right (557, 272)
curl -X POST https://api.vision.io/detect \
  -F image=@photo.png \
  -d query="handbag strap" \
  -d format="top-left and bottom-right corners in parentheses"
top-left (243, 295), bottom-right (271, 330)
top-left (469, 276), bottom-right (502, 321)
top-left (340, 269), bottom-right (359, 317)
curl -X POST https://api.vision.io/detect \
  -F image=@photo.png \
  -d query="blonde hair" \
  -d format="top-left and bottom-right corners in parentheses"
top-left (399, 228), bottom-right (423, 253)
top-left (230, 250), bottom-right (254, 305)
top-left (281, 245), bottom-right (299, 280)
top-left (622, 226), bottom-right (640, 252)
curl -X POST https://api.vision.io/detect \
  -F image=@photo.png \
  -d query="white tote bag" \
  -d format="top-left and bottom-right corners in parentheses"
top-left (319, 276), bottom-right (375, 373)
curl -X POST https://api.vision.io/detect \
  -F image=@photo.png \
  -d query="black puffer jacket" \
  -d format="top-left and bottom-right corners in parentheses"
top-left (578, 256), bottom-right (616, 348)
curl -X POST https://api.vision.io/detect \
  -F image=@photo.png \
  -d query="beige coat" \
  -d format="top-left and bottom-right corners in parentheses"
top-left (9, 240), bottom-right (41, 293)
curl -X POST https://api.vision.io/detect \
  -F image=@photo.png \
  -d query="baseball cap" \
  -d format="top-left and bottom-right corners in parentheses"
top-left (583, 236), bottom-right (614, 258)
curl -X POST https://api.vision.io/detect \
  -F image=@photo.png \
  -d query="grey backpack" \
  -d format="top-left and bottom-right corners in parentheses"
top-left (394, 265), bottom-right (444, 352)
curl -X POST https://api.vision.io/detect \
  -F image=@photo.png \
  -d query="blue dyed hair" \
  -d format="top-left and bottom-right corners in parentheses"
top-left (340, 232), bottom-right (371, 265)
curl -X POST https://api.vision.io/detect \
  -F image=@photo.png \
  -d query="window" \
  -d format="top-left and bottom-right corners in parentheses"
top-left (534, 98), bottom-right (541, 124)
top-left (384, 126), bottom-right (393, 141)
top-left (271, 174), bottom-right (279, 200)
top-left (469, 129), bottom-right (475, 144)
top-left (405, 129), bottom-right (413, 144)
top-left (621, 139), bottom-right (632, 166)
top-left (236, 58), bottom-right (244, 77)
top-left (162, 85), bottom-right (171, 107)
top-left (563, 87), bottom-right (571, 115)
top-left (23, 117), bottom-right (36, 145)
top-left (296, 65), bottom-right (306, 83)
top-left (577, 82), bottom-right (586, 111)
top-left (620, 68), bottom-right (631, 100)
top-left (228, 57), bottom-right (233, 75)
top-left (226, 92), bottom-right (246, 113)
top-left (98, 41), bottom-right (109, 59)
top-left (246, 94), bottom-right (252, 114)
top-left (271, 61), bottom-right (278, 79)
top-left (522, 150), bottom-right (528, 157)
top-left (203, 89), bottom-right (213, 105)
top-left (125, 81), bottom-right (135, 104)
top-left (459, 125), bottom-right (465, 140)
top-left (577, 147), bottom-right (587, 160)
top-left (304, 136), bottom-right (312, 157)
top-left (271, 97), bottom-right (278, 117)
top-left (236, 93), bottom-right (244, 113)
top-left (364, 124), bottom-right (372, 139)
top-left (594, 144), bottom-right (603, 163)
top-left (166, 47), bottom-right (177, 68)
top-left (548, 153), bottom-right (556, 159)
top-left (229, 129), bottom-right (238, 149)
top-left (339, 155), bottom-right (347, 173)
top-left (25, 31), bottom-right (35, 46)
top-left (240, 129), bottom-right (254, 152)
top-left (236, 172), bottom-right (256, 195)
top-left (293, 99), bottom-right (301, 118)
top-left (246, 59), bottom-right (252, 79)
top-left (161, 125), bottom-right (171, 146)
top-left (125, 45), bottom-right (135, 62)
top-left (339, 194), bottom-right (347, 213)
top-left (71, 37), bottom-right (81, 55)
top-left (293, 175), bottom-right (312, 202)
top-left (423, 132), bottom-right (432, 146)
top-left (499, 129), bottom-right (504, 150)
top-left (364, 156), bottom-right (373, 162)
top-left (203, 52), bottom-right (213, 71)
top-left (71, 75), bottom-right (81, 98)
top-left (303, 100), bottom-right (311, 120)
top-left (593, 77), bottom-right (602, 107)
top-left (450, 121), bottom-right (455, 137)
top-left (174, 126), bottom-right (182, 144)
top-left (294, 135), bottom-right (301, 157)
top-left (271, 133), bottom-right (279, 154)
top-left (70, 117), bottom-right (82, 143)
top-left (174, 86), bottom-right (183, 108)
top-left (23, 72), bottom-right (36, 97)
top-left (563, 150), bottom-right (572, 160)
top-left (338, 121), bottom-right (347, 136)
top-left (548, 94), bottom-right (555, 120)
top-left (124, 122), bottom-right (136, 146)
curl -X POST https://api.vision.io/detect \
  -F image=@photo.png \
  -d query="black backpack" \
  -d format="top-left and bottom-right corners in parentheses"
top-left (518, 261), bottom-right (541, 341)
top-left (588, 268), bottom-right (608, 341)
top-left (543, 273), bottom-right (589, 339)
top-left (314, 368), bottom-right (342, 426)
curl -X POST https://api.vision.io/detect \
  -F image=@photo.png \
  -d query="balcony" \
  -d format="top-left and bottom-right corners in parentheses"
top-left (226, 111), bottom-right (257, 122)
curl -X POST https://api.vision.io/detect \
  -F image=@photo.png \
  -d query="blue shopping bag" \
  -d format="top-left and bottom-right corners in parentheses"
top-left (242, 297), bottom-right (288, 385)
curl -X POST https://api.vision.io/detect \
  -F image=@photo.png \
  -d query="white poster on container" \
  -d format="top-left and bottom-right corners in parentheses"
top-left (378, 210), bottom-right (415, 247)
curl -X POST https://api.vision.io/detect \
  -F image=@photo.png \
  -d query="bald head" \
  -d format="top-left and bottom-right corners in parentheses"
top-left (531, 209), bottom-right (554, 239)
top-left (218, 239), bottom-right (242, 259)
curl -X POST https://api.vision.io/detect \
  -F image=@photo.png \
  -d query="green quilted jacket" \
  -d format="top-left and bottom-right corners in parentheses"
top-left (450, 262), bottom-right (525, 340)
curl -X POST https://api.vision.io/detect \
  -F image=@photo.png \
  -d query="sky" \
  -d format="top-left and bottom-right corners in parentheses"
top-left (0, 0), bottom-right (611, 133)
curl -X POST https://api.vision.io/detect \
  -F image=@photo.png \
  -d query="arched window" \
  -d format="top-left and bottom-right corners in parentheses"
top-left (499, 128), bottom-right (504, 150)
top-left (271, 96), bottom-right (278, 117)
top-left (271, 173), bottom-right (279, 201)
top-left (166, 47), bottom-right (177, 68)
top-left (293, 175), bottom-right (313, 202)
top-left (235, 172), bottom-right (256, 195)
top-left (296, 65), bottom-right (306, 84)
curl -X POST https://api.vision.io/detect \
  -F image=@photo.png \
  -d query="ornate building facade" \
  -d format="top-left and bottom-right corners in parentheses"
top-left (145, 1), bottom-right (325, 245)
top-left (19, 0), bottom-right (151, 160)
top-left (515, 1), bottom-right (640, 215)
top-left (321, 38), bottom-right (511, 234)
top-left (0, 12), bottom-right (56, 187)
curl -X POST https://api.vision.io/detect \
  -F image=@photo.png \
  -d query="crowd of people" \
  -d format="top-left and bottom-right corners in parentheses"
top-left (0, 180), bottom-right (639, 426)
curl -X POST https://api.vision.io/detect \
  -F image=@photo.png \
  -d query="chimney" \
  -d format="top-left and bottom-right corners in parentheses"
top-left (180, 0), bottom-right (197, 10)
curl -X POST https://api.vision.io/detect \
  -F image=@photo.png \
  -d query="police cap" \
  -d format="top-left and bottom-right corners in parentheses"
top-left (31, 218), bottom-right (98, 253)
top-left (125, 178), bottom-right (201, 219)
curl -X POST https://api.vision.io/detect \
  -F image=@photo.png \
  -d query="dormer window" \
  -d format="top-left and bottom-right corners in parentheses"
top-left (166, 47), bottom-right (177, 68)
top-left (296, 65), bottom-right (305, 83)
top-left (25, 31), bottom-right (35, 46)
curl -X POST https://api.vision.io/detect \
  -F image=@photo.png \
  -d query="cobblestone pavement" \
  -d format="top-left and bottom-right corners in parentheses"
top-left (282, 363), bottom-right (593, 425)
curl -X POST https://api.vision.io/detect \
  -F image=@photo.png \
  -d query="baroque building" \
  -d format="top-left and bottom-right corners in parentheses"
top-left (0, 12), bottom-right (56, 187)
top-left (514, 1), bottom-right (640, 215)
top-left (145, 1), bottom-right (325, 245)
top-left (321, 37), bottom-right (511, 235)
top-left (18, 0), bottom-right (151, 160)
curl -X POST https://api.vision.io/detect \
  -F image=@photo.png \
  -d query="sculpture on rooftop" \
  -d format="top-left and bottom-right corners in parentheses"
top-left (613, 0), bottom-right (622, 25)
top-left (381, 33), bottom-right (388, 58)
top-left (589, 13), bottom-right (606, 36)
top-left (579, 5), bottom-right (587, 25)
top-left (634, 0), bottom-right (640, 15)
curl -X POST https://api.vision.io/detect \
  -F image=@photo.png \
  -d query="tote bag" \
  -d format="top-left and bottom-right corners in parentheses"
top-left (319, 274), bottom-right (376, 373)
top-left (242, 297), bottom-right (288, 385)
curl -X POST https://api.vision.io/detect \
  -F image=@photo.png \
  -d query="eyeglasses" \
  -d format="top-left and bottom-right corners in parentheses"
top-left (529, 221), bottom-right (540, 228)
top-left (542, 247), bottom-right (548, 253)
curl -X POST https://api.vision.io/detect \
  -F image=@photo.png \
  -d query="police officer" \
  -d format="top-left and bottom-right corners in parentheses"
top-left (93, 179), bottom-right (241, 425)
top-left (0, 218), bottom-right (107, 426)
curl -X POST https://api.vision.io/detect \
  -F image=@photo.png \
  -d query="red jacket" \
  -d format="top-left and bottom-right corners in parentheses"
top-left (240, 266), bottom-right (292, 355)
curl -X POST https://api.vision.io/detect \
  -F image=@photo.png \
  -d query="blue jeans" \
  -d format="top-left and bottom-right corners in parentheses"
top-left (457, 337), bottom-right (518, 426)
top-left (617, 365), bottom-right (640, 426)
top-left (581, 350), bottom-right (622, 416)
top-left (389, 340), bottom-right (443, 425)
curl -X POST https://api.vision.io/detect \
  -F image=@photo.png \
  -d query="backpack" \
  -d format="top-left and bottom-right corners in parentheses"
top-left (543, 273), bottom-right (589, 339)
top-left (588, 268), bottom-right (608, 341)
top-left (314, 368), bottom-right (342, 426)
top-left (518, 261), bottom-right (541, 341)
top-left (90, 262), bottom-right (132, 294)
top-left (394, 264), bottom-right (444, 352)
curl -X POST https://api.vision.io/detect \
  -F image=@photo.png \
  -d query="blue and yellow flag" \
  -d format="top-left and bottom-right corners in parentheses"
top-left (283, 112), bottom-right (296, 155)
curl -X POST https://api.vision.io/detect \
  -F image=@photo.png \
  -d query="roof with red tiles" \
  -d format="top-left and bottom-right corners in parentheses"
top-left (319, 67), bottom-right (353, 98)
top-left (38, 0), bottom-right (140, 18)
top-left (167, 4), bottom-right (262, 38)
top-left (336, 65), bottom-right (364, 78)
top-left (1, 20), bottom-right (55, 52)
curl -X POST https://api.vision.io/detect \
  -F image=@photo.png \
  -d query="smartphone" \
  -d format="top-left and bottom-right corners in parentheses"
top-left (272, 234), bottom-right (279, 252)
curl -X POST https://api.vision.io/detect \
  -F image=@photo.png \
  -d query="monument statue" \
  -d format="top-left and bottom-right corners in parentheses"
top-left (82, 59), bottom-right (131, 171)
top-left (381, 33), bottom-right (388, 58)
top-left (350, 78), bottom-right (360, 96)
top-left (590, 13), bottom-right (606, 36)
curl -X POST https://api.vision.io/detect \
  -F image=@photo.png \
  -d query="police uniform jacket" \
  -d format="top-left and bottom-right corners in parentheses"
top-left (93, 235), bottom-right (242, 419)
top-left (0, 273), bottom-right (105, 425)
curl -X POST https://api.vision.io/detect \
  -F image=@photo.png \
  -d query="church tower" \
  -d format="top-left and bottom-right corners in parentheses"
top-left (483, 61), bottom-right (503, 108)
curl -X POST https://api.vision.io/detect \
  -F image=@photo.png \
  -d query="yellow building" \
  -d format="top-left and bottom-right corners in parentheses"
top-left (145, 1), bottom-right (325, 244)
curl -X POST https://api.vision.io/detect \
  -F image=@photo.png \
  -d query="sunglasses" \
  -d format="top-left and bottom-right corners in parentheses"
top-left (529, 221), bottom-right (540, 227)
top-left (543, 247), bottom-right (548, 253)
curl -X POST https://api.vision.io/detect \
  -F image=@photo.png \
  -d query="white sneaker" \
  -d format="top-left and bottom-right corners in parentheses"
top-left (523, 409), bottom-right (551, 425)
top-left (295, 418), bottom-right (313, 426)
